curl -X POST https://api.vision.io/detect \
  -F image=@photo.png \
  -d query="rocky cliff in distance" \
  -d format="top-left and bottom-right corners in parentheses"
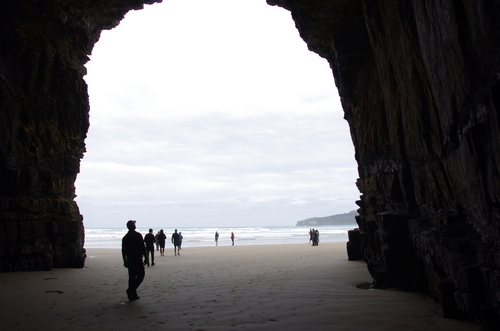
top-left (295, 210), bottom-right (358, 226)
top-left (268, 0), bottom-right (500, 329)
top-left (1, 0), bottom-right (499, 329)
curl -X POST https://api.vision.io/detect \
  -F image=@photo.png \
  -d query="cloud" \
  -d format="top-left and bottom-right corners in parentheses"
top-left (76, 0), bottom-right (359, 228)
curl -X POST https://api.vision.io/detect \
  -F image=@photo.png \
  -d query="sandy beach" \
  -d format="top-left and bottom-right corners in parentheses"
top-left (0, 243), bottom-right (479, 330)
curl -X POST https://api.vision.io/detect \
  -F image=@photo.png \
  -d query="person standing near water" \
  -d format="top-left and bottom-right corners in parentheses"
top-left (155, 231), bottom-right (160, 251)
top-left (215, 231), bottom-right (219, 246)
top-left (157, 229), bottom-right (166, 256)
top-left (311, 228), bottom-right (319, 246)
top-left (122, 220), bottom-right (148, 301)
top-left (144, 228), bottom-right (156, 266)
top-left (178, 231), bottom-right (183, 252)
top-left (231, 232), bottom-right (235, 246)
top-left (172, 229), bottom-right (181, 256)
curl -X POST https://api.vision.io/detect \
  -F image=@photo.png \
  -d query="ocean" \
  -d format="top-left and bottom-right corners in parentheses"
top-left (83, 225), bottom-right (355, 249)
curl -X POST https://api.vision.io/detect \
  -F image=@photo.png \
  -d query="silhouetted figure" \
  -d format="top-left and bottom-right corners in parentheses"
top-left (144, 228), bottom-right (156, 266)
top-left (231, 232), bottom-right (235, 246)
top-left (309, 228), bottom-right (313, 244)
top-left (178, 231), bottom-right (183, 251)
top-left (155, 231), bottom-right (160, 251)
top-left (157, 229), bottom-right (166, 256)
top-left (215, 231), bottom-right (219, 246)
top-left (122, 220), bottom-right (148, 301)
top-left (172, 229), bottom-right (181, 256)
top-left (311, 228), bottom-right (320, 246)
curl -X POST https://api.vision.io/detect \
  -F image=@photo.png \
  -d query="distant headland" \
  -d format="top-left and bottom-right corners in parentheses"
top-left (295, 210), bottom-right (358, 226)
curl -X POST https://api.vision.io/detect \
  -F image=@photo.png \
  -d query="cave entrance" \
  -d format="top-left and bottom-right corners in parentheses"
top-left (76, 0), bottom-right (358, 234)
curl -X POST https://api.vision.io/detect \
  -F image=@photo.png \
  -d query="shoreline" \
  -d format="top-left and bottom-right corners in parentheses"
top-left (83, 225), bottom-right (352, 249)
top-left (83, 240), bottom-right (345, 250)
top-left (0, 243), bottom-right (478, 330)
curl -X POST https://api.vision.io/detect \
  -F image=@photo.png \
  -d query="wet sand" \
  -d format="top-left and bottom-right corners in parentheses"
top-left (0, 243), bottom-right (479, 330)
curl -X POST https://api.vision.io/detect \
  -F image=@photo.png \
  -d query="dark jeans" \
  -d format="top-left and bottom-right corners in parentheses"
top-left (146, 247), bottom-right (154, 264)
top-left (127, 261), bottom-right (145, 295)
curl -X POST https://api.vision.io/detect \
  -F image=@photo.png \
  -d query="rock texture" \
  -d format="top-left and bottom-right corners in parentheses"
top-left (0, 0), bottom-right (160, 271)
top-left (0, 0), bottom-right (499, 328)
top-left (268, 0), bottom-right (500, 328)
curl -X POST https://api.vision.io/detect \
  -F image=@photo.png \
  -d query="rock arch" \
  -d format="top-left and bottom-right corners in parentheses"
top-left (1, 0), bottom-right (499, 328)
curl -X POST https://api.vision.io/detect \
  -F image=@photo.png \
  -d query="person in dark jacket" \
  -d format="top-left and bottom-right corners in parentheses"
top-left (157, 229), bottom-right (166, 256)
top-left (178, 231), bottom-right (183, 252)
top-left (172, 229), bottom-right (181, 256)
top-left (144, 228), bottom-right (156, 266)
top-left (155, 231), bottom-right (160, 251)
top-left (122, 220), bottom-right (148, 301)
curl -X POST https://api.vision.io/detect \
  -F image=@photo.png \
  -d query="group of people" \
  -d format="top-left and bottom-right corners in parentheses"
top-left (215, 231), bottom-right (235, 246)
top-left (309, 228), bottom-right (320, 246)
top-left (121, 221), bottom-right (184, 301)
top-left (123, 221), bottom-right (325, 301)
top-left (123, 222), bottom-right (238, 301)
top-left (149, 229), bottom-right (183, 257)
top-left (122, 221), bottom-right (240, 301)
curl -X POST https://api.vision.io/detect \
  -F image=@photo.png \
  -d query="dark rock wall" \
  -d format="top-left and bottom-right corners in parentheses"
top-left (268, 0), bottom-right (500, 328)
top-left (0, 0), bottom-right (499, 328)
top-left (0, 0), bottom-right (160, 270)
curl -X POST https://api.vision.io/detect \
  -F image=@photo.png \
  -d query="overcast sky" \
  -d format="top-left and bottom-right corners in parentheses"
top-left (75, 0), bottom-right (360, 228)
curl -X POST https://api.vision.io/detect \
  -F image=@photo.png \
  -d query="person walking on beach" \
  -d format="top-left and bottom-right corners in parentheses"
top-left (309, 229), bottom-right (314, 244)
top-left (144, 228), bottom-right (156, 266)
top-left (215, 231), bottom-right (219, 246)
top-left (231, 231), bottom-right (235, 246)
top-left (172, 229), bottom-right (181, 256)
top-left (155, 231), bottom-right (160, 251)
top-left (178, 231), bottom-right (183, 252)
top-left (157, 229), bottom-right (166, 256)
top-left (122, 220), bottom-right (148, 301)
